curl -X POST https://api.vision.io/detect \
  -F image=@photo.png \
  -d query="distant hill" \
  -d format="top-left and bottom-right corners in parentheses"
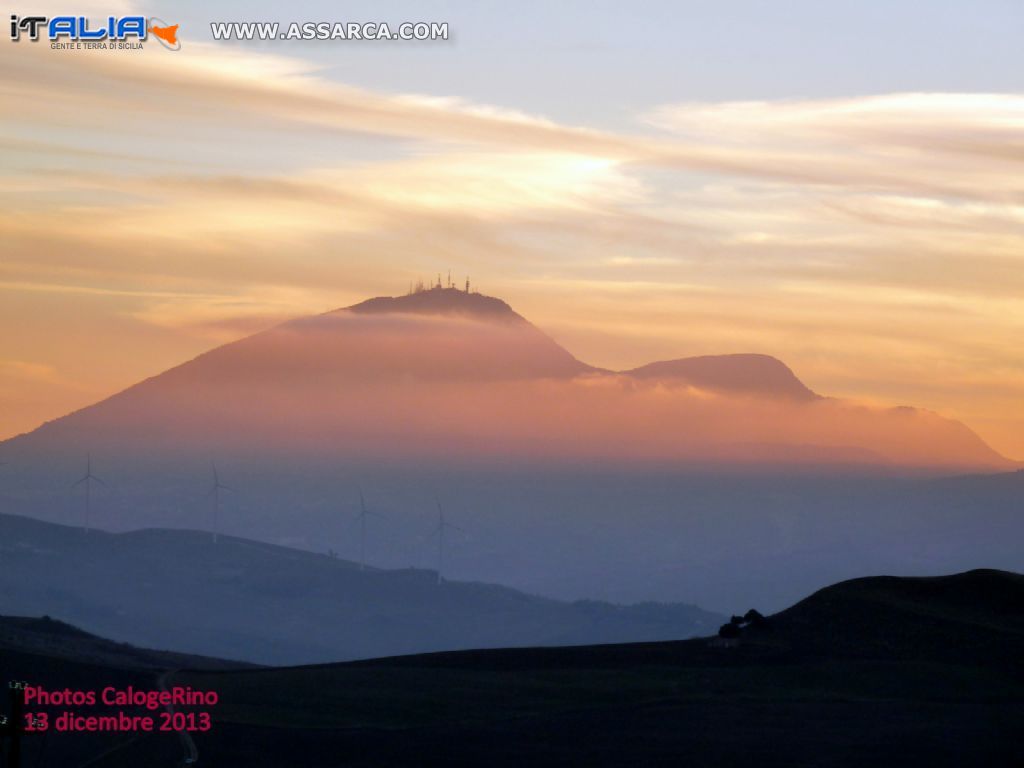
top-left (0, 513), bottom-right (721, 665)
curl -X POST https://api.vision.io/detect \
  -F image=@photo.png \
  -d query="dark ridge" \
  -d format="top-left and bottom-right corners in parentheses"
top-left (15, 615), bottom-right (93, 638)
top-left (0, 614), bottom-right (250, 670)
top-left (759, 568), bottom-right (1024, 663)
top-left (778, 568), bottom-right (1024, 625)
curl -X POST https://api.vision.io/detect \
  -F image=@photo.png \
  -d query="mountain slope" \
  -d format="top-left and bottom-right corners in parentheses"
top-left (0, 513), bottom-right (721, 665)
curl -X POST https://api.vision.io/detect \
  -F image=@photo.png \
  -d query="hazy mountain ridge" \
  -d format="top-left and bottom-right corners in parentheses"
top-left (0, 512), bottom-right (722, 665)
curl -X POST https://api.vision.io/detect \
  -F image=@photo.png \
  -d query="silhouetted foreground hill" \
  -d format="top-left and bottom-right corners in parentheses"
top-left (764, 569), bottom-right (1024, 663)
top-left (0, 513), bottom-right (720, 665)
top-left (0, 617), bottom-right (247, 767)
top-left (173, 568), bottom-right (1024, 767)
top-left (0, 614), bottom-right (250, 671)
top-left (2, 570), bottom-right (1020, 767)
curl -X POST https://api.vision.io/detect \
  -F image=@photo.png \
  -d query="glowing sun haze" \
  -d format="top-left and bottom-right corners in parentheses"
top-left (1, 0), bottom-right (1022, 459)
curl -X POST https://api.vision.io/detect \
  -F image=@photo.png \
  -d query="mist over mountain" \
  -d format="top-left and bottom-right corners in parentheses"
top-left (3, 286), bottom-right (1010, 470)
top-left (2, 287), bottom-right (1021, 613)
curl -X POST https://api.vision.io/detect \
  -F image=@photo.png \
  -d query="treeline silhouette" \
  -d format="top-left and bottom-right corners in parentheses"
top-left (717, 608), bottom-right (769, 639)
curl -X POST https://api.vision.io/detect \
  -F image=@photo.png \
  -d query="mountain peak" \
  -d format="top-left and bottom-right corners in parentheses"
top-left (345, 287), bottom-right (522, 323)
top-left (626, 353), bottom-right (819, 401)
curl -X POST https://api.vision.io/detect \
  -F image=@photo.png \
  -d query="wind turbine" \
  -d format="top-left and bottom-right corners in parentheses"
top-left (207, 462), bottom-right (234, 544)
top-left (72, 453), bottom-right (105, 533)
top-left (432, 498), bottom-right (464, 585)
top-left (353, 489), bottom-right (383, 571)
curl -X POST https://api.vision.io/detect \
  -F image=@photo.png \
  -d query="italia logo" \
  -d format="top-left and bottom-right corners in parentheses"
top-left (148, 17), bottom-right (179, 50)
top-left (9, 14), bottom-right (180, 49)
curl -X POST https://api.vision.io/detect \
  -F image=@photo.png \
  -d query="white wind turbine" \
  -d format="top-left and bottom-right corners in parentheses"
top-left (432, 498), bottom-right (464, 585)
top-left (207, 462), bottom-right (234, 544)
top-left (72, 453), bottom-right (106, 533)
top-left (353, 489), bottom-right (384, 571)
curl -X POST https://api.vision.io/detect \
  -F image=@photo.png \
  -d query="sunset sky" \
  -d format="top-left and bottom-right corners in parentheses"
top-left (1, 0), bottom-right (1022, 458)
